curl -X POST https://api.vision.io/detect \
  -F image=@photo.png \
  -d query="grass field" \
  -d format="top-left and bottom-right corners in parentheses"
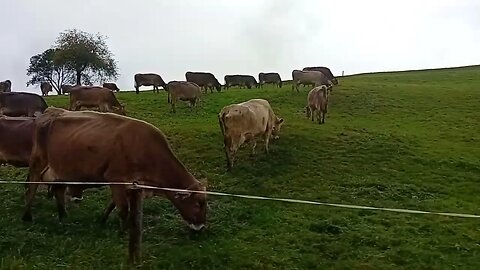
top-left (0, 66), bottom-right (479, 269)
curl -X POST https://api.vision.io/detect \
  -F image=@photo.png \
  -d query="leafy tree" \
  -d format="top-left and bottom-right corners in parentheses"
top-left (26, 29), bottom-right (119, 93)
top-left (26, 48), bottom-right (74, 94)
top-left (54, 29), bottom-right (119, 85)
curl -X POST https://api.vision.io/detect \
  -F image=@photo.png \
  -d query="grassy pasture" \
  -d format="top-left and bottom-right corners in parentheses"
top-left (0, 66), bottom-right (479, 269)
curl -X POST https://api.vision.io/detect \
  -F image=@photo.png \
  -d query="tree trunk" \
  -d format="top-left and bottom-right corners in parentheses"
top-left (76, 71), bottom-right (82, 86)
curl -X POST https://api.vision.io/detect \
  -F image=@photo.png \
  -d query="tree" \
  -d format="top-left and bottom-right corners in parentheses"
top-left (26, 29), bottom-right (119, 93)
top-left (26, 48), bottom-right (74, 94)
top-left (54, 29), bottom-right (119, 86)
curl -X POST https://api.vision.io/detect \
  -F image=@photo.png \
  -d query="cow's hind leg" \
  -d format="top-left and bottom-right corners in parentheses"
top-left (52, 184), bottom-right (67, 221)
top-left (22, 183), bottom-right (39, 222)
top-left (111, 186), bottom-right (129, 232)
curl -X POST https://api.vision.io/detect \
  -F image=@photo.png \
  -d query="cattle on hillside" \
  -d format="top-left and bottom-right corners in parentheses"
top-left (22, 108), bottom-right (207, 232)
top-left (0, 80), bottom-right (12, 93)
top-left (61, 84), bottom-right (75, 94)
top-left (258, 72), bottom-right (282, 88)
top-left (218, 99), bottom-right (284, 170)
top-left (306, 85), bottom-right (329, 124)
top-left (0, 116), bottom-right (35, 167)
top-left (224, 75), bottom-right (258, 89)
top-left (292, 70), bottom-right (332, 93)
top-left (69, 86), bottom-right (125, 115)
top-left (0, 92), bottom-right (47, 117)
top-left (102, 82), bottom-right (120, 92)
top-left (166, 81), bottom-right (202, 113)
top-left (185, 72), bottom-right (221, 93)
top-left (40, 82), bottom-right (52, 97)
top-left (134, 73), bottom-right (166, 94)
top-left (303, 66), bottom-right (338, 85)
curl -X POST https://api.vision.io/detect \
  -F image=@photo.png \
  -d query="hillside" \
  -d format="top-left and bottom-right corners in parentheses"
top-left (1, 66), bottom-right (479, 269)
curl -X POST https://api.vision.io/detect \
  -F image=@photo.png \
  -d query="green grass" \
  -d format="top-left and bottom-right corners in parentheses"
top-left (1, 66), bottom-right (479, 269)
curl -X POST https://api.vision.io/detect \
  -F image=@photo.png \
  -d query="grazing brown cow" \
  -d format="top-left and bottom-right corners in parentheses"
top-left (303, 66), bottom-right (338, 85)
top-left (40, 82), bottom-right (53, 97)
top-left (306, 85), bottom-right (329, 124)
top-left (134, 73), bottom-right (166, 94)
top-left (185, 72), bottom-right (222, 93)
top-left (0, 92), bottom-right (47, 117)
top-left (22, 108), bottom-right (207, 231)
top-left (0, 116), bottom-right (35, 167)
top-left (0, 80), bottom-right (12, 93)
top-left (69, 86), bottom-right (125, 115)
top-left (102, 82), bottom-right (120, 92)
top-left (218, 99), bottom-right (284, 170)
top-left (292, 70), bottom-right (332, 93)
top-left (258, 72), bottom-right (282, 88)
top-left (166, 81), bottom-right (202, 113)
top-left (61, 84), bottom-right (75, 94)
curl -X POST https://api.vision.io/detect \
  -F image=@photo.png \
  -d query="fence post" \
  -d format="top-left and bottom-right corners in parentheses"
top-left (128, 187), bottom-right (143, 264)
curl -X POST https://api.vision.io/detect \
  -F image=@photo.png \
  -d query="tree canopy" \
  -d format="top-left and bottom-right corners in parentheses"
top-left (26, 29), bottom-right (119, 93)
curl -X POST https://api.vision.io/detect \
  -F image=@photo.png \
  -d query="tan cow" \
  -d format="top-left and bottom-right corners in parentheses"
top-left (306, 85), bottom-right (329, 124)
top-left (0, 80), bottom-right (12, 93)
top-left (69, 86), bottom-right (125, 115)
top-left (166, 81), bottom-right (202, 113)
top-left (0, 116), bottom-right (35, 167)
top-left (218, 99), bottom-right (284, 170)
top-left (292, 70), bottom-right (332, 93)
top-left (40, 82), bottom-right (52, 97)
top-left (22, 108), bottom-right (207, 231)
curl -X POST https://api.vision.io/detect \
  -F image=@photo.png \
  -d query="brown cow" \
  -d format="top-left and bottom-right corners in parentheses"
top-left (218, 99), bottom-right (284, 170)
top-left (306, 85), bottom-right (329, 124)
top-left (0, 80), bottom-right (12, 93)
top-left (0, 116), bottom-right (35, 167)
top-left (102, 82), bottom-right (120, 92)
top-left (185, 72), bottom-right (222, 93)
top-left (61, 84), bottom-right (75, 94)
top-left (69, 86), bottom-right (125, 115)
top-left (22, 108), bottom-right (207, 231)
top-left (40, 82), bottom-right (52, 97)
top-left (134, 73), bottom-right (166, 94)
top-left (166, 81), bottom-right (202, 113)
top-left (292, 70), bottom-right (332, 93)
top-left (0, 92), bottom-right (47, 117)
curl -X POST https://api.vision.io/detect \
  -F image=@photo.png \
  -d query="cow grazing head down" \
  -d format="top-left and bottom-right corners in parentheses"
top-left (112, 104), bottom-right (126, 115)
top-left (169, 182), bottom-right (207, 231)
top-left (272, 117), bottom-right (284, 139)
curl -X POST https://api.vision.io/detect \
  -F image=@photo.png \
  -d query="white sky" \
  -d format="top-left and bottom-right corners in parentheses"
top-left (1, 0), bottom-right (479, 94)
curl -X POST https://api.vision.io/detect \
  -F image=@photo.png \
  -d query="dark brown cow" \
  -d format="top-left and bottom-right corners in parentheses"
top-left (0, 92), bottom-right (47, 117)
top-left (69, 86), bottom-right (125, 115)
top-left (224, 75), bottom-right (258, 89)
top-left (0, 80), bottom-right (12, 93)
top-left (40, 82), bottom-right (52, 97)
top-left (61, 84), bottom-right (75, 94)
top-left (258, 72), bottom-right (282, 88)
top-left (134, 73), bottom-right (166, 94)
top-left (0, 116), bottom-right (35, 167)
top-left (22, 108), bottom-right (207, 231)
top-left (185, 72), bottom-right (221, 93)
top-left (303, 66), bottom-right (338, 85)
top-left (102, 82), bottom-right (120, 92)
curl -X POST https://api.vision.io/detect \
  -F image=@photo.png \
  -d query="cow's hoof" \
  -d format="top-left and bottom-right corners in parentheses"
top-left (22, 213), bottom-right (33, 222)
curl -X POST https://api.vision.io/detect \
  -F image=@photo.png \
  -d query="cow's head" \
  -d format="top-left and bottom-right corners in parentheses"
top-left (170, 181), bottom-right (207, 231)
top-left (272, 117), bottom-right (284, 139)
top-left (113, 104), bottom-right (126, 115)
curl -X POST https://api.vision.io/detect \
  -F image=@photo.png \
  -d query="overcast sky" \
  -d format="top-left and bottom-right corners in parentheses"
top-left (2, 0), bottom-right (479, 94)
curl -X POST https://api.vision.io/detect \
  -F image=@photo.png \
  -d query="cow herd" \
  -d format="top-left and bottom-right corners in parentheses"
top-left (0, 66), bottom-right (337, 231)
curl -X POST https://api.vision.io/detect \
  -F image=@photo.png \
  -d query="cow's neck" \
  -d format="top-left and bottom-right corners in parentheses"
top-left (149, 154), bottom-right (198, 191)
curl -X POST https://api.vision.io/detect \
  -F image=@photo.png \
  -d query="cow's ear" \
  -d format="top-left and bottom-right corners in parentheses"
top-left (277, 118), bottom-right (284, 124)
top-left (175, 191), bottom-right (192, 200)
